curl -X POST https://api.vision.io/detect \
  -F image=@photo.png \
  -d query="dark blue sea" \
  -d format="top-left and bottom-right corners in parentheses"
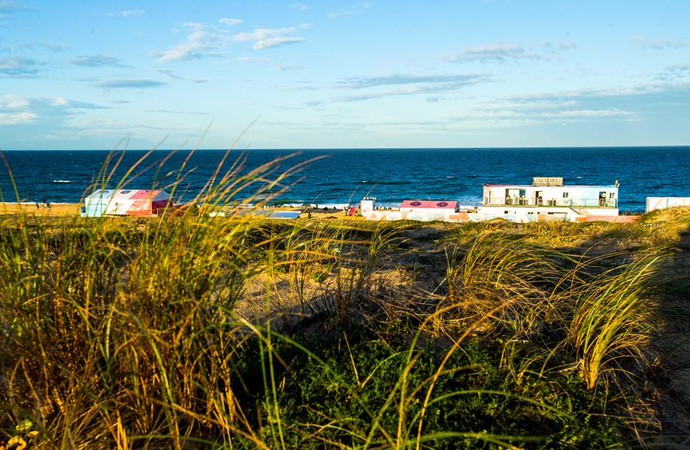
top-left (1, 147), bottom-right (689, 213)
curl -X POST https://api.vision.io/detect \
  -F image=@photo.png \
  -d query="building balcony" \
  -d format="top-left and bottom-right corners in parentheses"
top-left (484, 197), bottom-right (618, 208)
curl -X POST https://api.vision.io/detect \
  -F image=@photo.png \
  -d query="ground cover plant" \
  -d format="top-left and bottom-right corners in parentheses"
top-left (1, 151), bottom-right (690, 448)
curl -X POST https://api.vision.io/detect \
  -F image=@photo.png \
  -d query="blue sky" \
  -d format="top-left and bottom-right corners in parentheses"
top-left (1, 0), bottom-right (689, 150)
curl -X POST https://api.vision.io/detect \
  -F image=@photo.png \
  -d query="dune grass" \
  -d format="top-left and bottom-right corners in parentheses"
top-left (1, 150), bottom-right (688, 448)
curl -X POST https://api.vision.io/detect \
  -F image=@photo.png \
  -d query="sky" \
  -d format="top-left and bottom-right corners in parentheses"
top-left (1, 0), bottom-right (689, 150)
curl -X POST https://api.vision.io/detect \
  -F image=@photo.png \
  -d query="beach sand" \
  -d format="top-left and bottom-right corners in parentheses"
top-left (0, 202), bottom-right (81, 217)
top-left (0, 202), bottom-right (357, 220)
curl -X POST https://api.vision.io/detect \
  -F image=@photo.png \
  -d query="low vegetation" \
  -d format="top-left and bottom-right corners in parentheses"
top-left (1, 152), bottom-right (690, 448)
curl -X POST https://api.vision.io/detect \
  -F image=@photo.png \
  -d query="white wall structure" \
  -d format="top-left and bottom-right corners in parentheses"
top-left (360, 197), bottom-right (376, 216)
top-left (646, 197), bottom-right (690, 213)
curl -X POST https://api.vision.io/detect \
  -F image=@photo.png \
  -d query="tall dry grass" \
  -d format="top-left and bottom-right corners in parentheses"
top-left (568, 254), bottom-right (661, 391)
top-left (1, 148), bottom-right (679, 448)
top-left (0, 149), bottom-right (316, 448)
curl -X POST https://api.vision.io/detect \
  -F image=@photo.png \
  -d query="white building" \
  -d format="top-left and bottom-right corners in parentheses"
top-left (646, 197), bottom-right (690, 213)
top-left (478, 177), bottom-right (620, 222)
top-left (359, 177), bottom-right (635, 224)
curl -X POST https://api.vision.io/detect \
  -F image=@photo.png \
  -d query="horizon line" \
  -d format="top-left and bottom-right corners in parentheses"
top-left (2, 144), bottom-right (690, 152)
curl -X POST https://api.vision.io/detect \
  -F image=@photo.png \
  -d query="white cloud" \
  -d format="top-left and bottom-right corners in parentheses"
top-left (0, 57), bottom-right (41, 77)
top-left (179, 21), bottom-right (205, 31)
top-left (219, 17), bottom-right (243, 26)
top-left (106, 9), bottom-right (144, 18)
top-left (155, 21), bottom-right (308, 62)
top-left (51, 97), bottom-right (68, 106)
top-left (156, 29), bottom-right (217, 62)
top-left (0, 1), bottom-right (28, 13)
top-left (0, 94), bottom-right (29, 109)
top-left (468, 80), bottom-right (690, 129)
top-left (0, 111), bottom-right (36, 125)
top-left (553, 109), bottom-right (630, 118)
top-left (232, 26), bottom-right (308, 51)
top-left (328, 2), bottom-right (370, 19)
top-left (253, 36), bottom-right (305, 51)
top-left (1, 94), bottom-right (100, 113)
top-left (633, 37), bottom-right (690, 50)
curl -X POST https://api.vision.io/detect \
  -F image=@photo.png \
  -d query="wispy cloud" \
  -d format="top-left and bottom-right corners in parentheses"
top-left (336, 73), bottom-right (491, 101)
top-left (340, 74), bottom-right (489, 89)
top-left (106, 9), bottom-right (144, 18)
top-left (33, 43), bottom-right (69, 52)
top-left (664, 64), bottom-right (690, 75)
top-left (219, 17), bottom-right (242, 26)
top-left (542, 41), bottom-right (576, 53)
top-left (232, 25), bottom-right (308, 50)
top-left (443, 44), bottom-right (545, 63)
top-left (0, 57), bottom-right (41, 77)
top-left (145, 108), bottom-right (210, 116)
top-left (475, 81), bottom-right (690, 127)
top-left (0, 0), bottom-right (28, 13)
top-left (632, 37), bottom-right (690, 50)
top-left (154, 20), bottom-right (308, 62)
top-left (0, 111), bottom-right (35, 125)
top-left (159, 69), bottom-right (207, 83)
top-left (655, 64), bottom-right (690, 81)
top-left (276, 64), bottom-right (304, 71)
top-left (155, 28), bottom-right (219, 62)
top-left (236, 56), bottom-right (271, 64)
top-left (291, 3), bottom-right (308, 11)
top-left (0, 93), bottom-right (33, 125)
top-left (15, 42), bottom-right (70, 53)
top-left (70, 54), bottom-right (125, 67)
top-left (96, 79), bottom-right (166, 90)
top-left (0, 94), bottom-right (103, 127)
top-left (328, 2), bottom-right (370, 19)
top-left (0, 94), bottom-right (29, 109)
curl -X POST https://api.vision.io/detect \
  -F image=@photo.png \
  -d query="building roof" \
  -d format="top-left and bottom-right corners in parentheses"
top-left (483, 183), bottom-right (617, 189)
top-left (401, 200), bottom-right (458, 209)
top-left (85, 189), bottom-right (170, 201)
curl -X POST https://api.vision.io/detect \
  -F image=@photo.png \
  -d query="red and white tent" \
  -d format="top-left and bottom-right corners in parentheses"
top-left (82, 189), bottom-right (173, 217)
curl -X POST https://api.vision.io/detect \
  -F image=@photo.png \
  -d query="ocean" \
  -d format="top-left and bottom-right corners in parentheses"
top-left (1, 147), bottom-right (689, 214)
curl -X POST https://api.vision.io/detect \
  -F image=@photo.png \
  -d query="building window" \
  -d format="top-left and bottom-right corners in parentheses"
top-left (563, 192), bottom-right (569, 198)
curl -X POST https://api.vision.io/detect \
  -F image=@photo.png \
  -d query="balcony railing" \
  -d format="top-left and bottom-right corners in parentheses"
top-left (484, 197), bottom-right (618, 208)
